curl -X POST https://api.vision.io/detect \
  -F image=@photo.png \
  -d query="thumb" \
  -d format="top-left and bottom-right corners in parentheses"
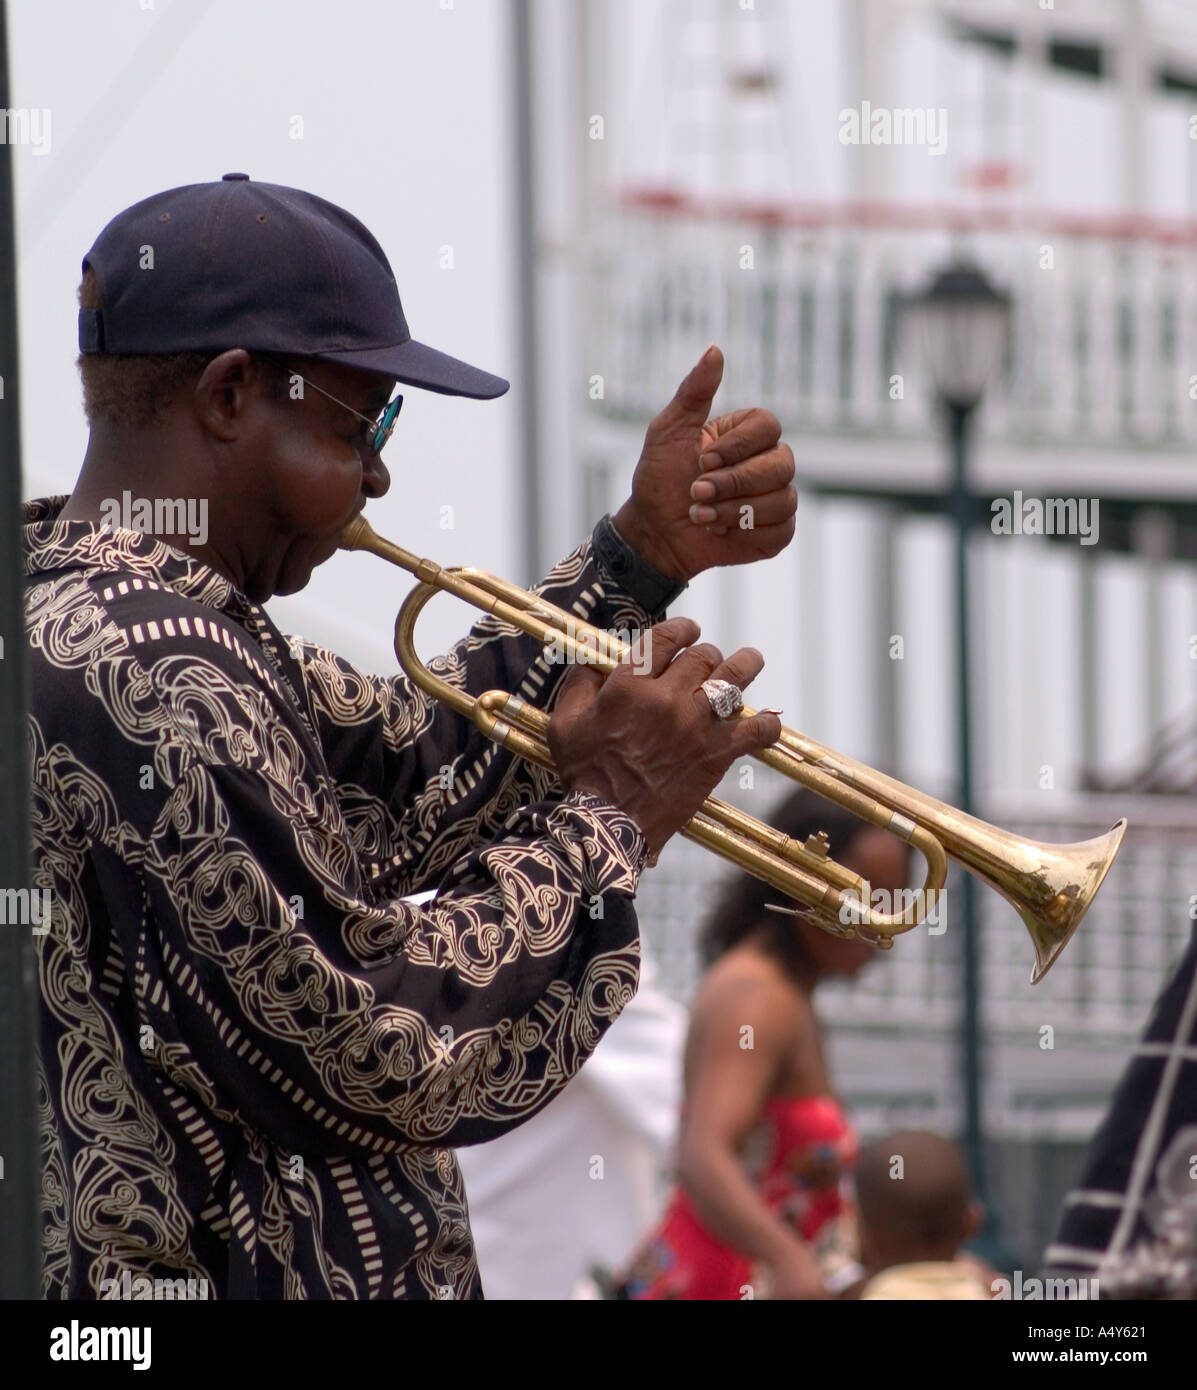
top-left (729, 710), bottom-right (783, 758)
top-left (648, 343), bottom-right (724, 437)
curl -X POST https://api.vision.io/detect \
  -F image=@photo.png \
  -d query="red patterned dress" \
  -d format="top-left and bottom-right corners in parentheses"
top-left (619, 1094), bottom-right (859, 1299)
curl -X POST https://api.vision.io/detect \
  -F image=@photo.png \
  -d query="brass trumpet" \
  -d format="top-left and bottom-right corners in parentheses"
top-left (341, 516), bottom-right (1126, 984)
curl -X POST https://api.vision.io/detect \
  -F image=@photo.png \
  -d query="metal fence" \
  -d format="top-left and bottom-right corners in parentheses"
top-left (635, 789), bottom-right (1196, 1264)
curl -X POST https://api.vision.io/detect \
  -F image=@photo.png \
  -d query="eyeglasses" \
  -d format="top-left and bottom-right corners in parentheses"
top-left (285, 369), bottom-right (404, 456)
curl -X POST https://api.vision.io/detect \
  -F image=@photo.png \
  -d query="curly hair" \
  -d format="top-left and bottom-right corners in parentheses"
top-left (697, 788), bottom-right (886, 984)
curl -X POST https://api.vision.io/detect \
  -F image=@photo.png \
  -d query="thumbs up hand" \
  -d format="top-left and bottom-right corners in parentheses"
top-left (611, 345), bottom-right (797, 583)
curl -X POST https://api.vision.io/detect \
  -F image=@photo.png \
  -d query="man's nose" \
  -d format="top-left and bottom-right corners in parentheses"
top-left (361, 452), bottom-right (391, 499)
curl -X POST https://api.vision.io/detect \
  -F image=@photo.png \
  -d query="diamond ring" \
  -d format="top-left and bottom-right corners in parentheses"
top-left (700, 678), bottom-right (744, 720)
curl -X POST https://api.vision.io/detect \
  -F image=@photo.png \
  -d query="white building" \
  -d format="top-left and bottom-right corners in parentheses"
top-left (518, 0), bottom-right (1197, 1268)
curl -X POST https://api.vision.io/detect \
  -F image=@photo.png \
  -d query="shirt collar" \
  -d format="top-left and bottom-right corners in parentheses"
top-left (23, 495), bottom-right (245, 616)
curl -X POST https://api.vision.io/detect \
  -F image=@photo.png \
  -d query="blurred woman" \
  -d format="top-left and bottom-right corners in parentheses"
top-left (616, 788), bottom-right (911, 1300)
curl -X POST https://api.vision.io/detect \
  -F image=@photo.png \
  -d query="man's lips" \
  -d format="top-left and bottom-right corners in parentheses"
top-left (329, 504), bottom-right (366, 552)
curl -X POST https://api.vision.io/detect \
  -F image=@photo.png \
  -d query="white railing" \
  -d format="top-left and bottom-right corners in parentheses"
top-left (637, 794), bottom-right (1196, 1141)
top-left (585, 189), bottom-right (1197, 451)
top-left (641, 794), bottom-right (1194, 1024)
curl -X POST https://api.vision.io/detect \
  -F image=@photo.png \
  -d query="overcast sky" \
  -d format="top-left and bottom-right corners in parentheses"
top-left (11, 0), bottom-right (520, 670)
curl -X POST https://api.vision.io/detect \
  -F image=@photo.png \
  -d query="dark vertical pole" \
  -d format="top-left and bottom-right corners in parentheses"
top-left (1079, 564), bottom-right (1097, 786)
top-left (0, 0), bottom-right (40, 1297)
top-left (947, 399), bottom-right (986, 1241)
top-left (512, 0), bottom-right (544, 582)
top-left (879, 504), bottom-right (899, 774)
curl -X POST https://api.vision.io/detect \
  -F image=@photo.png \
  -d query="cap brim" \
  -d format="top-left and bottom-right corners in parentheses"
top-left (310, 339), bottom-right (509, 399)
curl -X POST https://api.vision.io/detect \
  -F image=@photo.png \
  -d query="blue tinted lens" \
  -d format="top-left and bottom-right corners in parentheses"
top-left (370, 396), bottom-right (403, 453)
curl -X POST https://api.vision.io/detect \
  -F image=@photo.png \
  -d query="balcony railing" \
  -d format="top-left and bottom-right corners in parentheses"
top-left (642, 794), bottom-right (1192, 1022)
top-left (585, 189), bottom-right (1197, 452)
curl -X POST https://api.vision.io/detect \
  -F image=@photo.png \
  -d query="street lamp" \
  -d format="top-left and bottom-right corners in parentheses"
top-left (906, 259), bottom-right (1012, 1264)
top-left (907, 262), bottom-right (1012, 415)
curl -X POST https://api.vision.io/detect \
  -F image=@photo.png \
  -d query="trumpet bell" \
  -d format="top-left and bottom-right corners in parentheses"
top-left (1002, 819), bottom-right (1128, 984)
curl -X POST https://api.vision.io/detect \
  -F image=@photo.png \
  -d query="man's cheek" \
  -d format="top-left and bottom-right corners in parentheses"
top-left (285, 455), bottom-right (360, 528)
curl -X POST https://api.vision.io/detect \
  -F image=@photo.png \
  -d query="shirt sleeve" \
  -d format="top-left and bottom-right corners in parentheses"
top-left (87, 612), bottom-right (647, 1158)
top-left (291, 532), bottom-right (659, 898)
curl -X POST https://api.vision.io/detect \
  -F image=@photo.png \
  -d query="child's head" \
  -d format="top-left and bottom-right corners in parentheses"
top-left (855, 1129), bottom-right (983, 1272)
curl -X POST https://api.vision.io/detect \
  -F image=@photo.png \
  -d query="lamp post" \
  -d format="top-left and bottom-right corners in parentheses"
top-left (907, 261), bottom-right (1012, 1260)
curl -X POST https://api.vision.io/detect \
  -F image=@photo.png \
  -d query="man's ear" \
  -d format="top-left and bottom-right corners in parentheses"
top-left (963, 1199), bottom-right (984, 1240)
top-left (192, 349), bottom-right (260, 443)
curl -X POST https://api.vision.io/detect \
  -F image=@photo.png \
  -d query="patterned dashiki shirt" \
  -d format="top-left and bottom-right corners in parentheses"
top-left (24, 496), bottom-right (656, 1299)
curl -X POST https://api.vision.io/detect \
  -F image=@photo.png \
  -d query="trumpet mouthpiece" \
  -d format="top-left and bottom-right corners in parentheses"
top-left (340, 514), bottom-right (371, 550)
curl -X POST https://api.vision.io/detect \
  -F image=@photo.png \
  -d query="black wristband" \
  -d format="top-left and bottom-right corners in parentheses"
top-left (591, 514), bottom-right (688, 619)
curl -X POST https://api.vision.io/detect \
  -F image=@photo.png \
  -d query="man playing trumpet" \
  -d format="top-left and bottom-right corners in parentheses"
top-left (24, 175), bottom-right (796, 1299)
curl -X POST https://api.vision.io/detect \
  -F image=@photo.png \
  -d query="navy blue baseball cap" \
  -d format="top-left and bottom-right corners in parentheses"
top-left (78, 173), bottom-right (509, 400)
